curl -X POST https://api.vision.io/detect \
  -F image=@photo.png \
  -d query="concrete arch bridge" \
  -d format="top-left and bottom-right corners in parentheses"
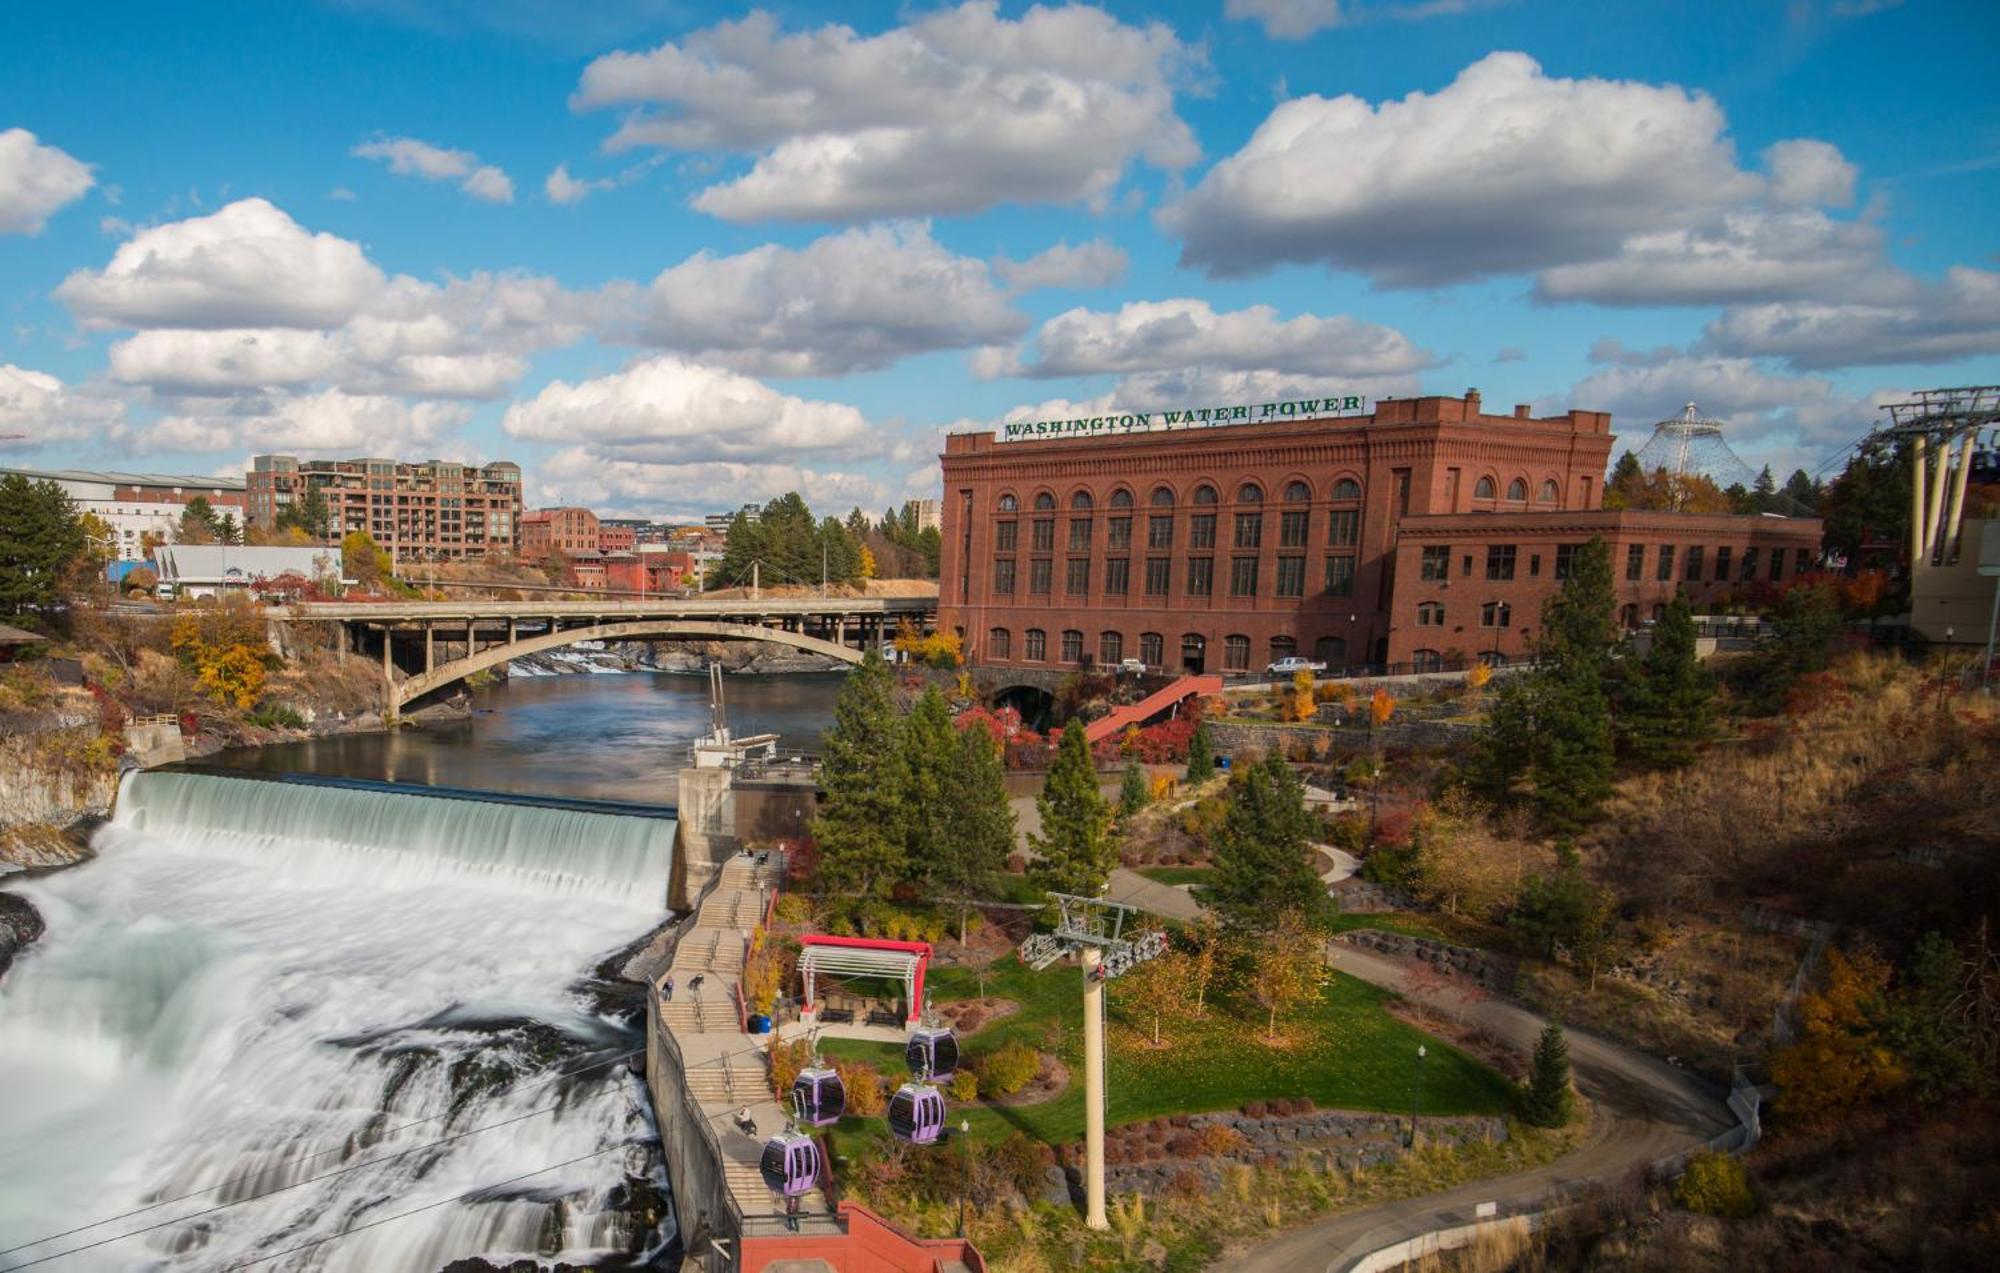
top-left (279, 597), bottom-right (936, 711)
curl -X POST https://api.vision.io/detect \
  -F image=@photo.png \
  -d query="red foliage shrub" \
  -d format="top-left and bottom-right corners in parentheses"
top-left (782, 837), bottom-right (820, 888)
top-left (1242, 1100), bottom-right (1268, 1118)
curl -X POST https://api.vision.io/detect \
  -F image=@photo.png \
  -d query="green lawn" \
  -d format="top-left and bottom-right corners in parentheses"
top-left (819, 952), bottom-right (1516, 1148)
top-left (1136, 865), bottom-right (1212, 886)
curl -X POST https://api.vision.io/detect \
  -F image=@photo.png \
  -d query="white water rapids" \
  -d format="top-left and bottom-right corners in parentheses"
top-left (0, 770), bottom-right (677, 1272)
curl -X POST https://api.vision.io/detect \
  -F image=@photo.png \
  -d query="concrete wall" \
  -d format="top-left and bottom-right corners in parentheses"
top-left (674, 766), bottom-right (739, 906)
top-left (1911, 518), bottom-right (1998, 643)
top-left (122, 719), bottom-right (186, 768)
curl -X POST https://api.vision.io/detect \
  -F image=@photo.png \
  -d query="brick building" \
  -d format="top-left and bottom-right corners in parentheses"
top-left (520, 506), bottom-right (600, 558)
top-left (938, 391), bottom-right (1821, 674)
top-left (247, 455), bottom-right (520, 559)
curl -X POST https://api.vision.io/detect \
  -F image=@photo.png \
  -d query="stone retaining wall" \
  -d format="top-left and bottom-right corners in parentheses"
top-left (1207, 718), bottom-right (1481, 757)
top-left (1336, 929), bottom-right (1519, 993)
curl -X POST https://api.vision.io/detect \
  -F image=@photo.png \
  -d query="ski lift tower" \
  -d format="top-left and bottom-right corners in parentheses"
top-left (1880, 386), bottom-right (2000, 570)
top-left (1018, 894), bottom-right (1167, 1230)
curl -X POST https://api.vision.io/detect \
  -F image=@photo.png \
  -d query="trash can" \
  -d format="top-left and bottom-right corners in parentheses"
top-left (748, 1013), bottom-right (772, 1034)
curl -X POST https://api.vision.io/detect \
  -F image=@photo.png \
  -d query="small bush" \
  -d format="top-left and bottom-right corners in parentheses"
top-left (772, 893), bottom-right (815, 927)
top-left (947, 1070), bottom-right (980, 1102)
top-left (977, 1041), bottom-right (1041, 1097)
top-left (769, 1038), bottom-right (812, 1103)
top-left (1242, 1100), bottom-right (1268, 1118)
top-left (1195, 1124), bottom-right (1249, 1156)
top-left (246, 703), bottom-right (307, 730)
top-left (834, 1059), bottom-right (886, 1117)
top-left (1674, 1150), bottom-right (1755, 1218)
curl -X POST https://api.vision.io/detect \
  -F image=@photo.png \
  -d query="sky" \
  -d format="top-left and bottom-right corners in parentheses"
top-left (2, 0), bottom-right (1996, 520)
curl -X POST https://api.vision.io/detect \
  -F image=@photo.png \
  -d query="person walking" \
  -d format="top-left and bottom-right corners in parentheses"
top-left (660, 975), bottom-right (675, 1002)
top-left (690, 973), bottom-right (706, 997)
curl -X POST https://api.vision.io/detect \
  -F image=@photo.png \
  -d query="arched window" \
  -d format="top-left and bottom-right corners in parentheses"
top-left (1060, 629), bottom-right (1083, 663)
top-left (1069, 490), bottom-right (1094, 510)
top-left (1108, 488), bottom-right (1134, 509)
top-left (1237, 482), bottom-right (1264, 503)
top-left (1539, 479), bottom-right (1559, 503)
top-left (1150, 486), bottom-right (1175, 507)
top-left (1474, 476), bottom-right (1497, 499)
top-left (987, 628), bottom-right (1011, 659)
top-left (997, 493), bottom-right (1018, 512)
top-left (1331, 477), bottom-right (1362, 501)
top-left (1417, 601), bottom-right (1445, 627)
top-left (1099, 631), bottom-right (1123, 665)
top-left (1192, 484), bottom-right (1218, 505)
top-left (1283, 480), bottom-right (1311, 502)
top-left (1222, 635), bottom-right (1251, 671)
top-left (1480, 601), bottom-right (1512, 628)
top-left (1314, 635), bottom-right (1347, 667)
top-left (1033, 491), bottom-right (1055, 510)
top-left (1024, 628), bottom-right (1047, 661)
top-left (1138, 632), bottom-right (1163, 667)
top-left (1506, 477), bottom-right (1528, 501)
top-left (1269, 635), bottom-right (1297, 663)
top-left (1412, 648), bottom-right (1444, 673)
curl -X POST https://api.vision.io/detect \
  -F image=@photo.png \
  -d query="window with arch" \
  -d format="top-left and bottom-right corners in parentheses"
top-left (1181, 633), bottom-right (1207, 671)
top-left (1417, 601), bottom-right (1445, 627)
top-left (1033, 491), bottom-right (1056, 510)
top-left (987, 628), bottom-right (1011, 659)
top-left (997, 493), bottom-right (1018, 512)
top-left (1069, 490), bottom-right (1094, 510)
top-left (1024, 628), bottom-right (1047, 661)
top-left (1412, 648), bottom-right (1444, 673)
top-left (1314, 635), bottom-right (1346, 667)
top-left (1098, 631), bottom-right (1123, 665)
top-left (1506, 477), bottom-right (1528, 501)
top-left (1060, 629), bottom-right (1083, 663)
top-left (1150, 486), bottom-right (1175, 507)
top-left (1539, 479), bottom-right (1559, 503)
top-left (1474, 476), bottom-right (1497, 499)
top-left (1479, 601), bottom-right (1512, 628)
top-left (1108, 488), bottom-right (1134, 508)
top-left (1269, 635), bottom-right (1297, 663)
top-left (1223, 634), bottom-right (1251, 671)
top-left (1237, 482), bottom-right (1264, 503)
top-left (1331, 477), bottom-right (1362, 501)
top-left (1138, 632), bottom-right (1163, 667)
top-left (1284, 481), bottom-right (1311, 502)
top-left (1192, 484), bottom-right (1219, 505)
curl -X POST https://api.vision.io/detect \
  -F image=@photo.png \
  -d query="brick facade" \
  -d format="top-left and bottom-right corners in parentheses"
top-left (938, 392), bottom-right (1822, 675)
top-left (521, 506), bottom-right (600, 558)
top-left (247, 454), bottom-right (520, 559)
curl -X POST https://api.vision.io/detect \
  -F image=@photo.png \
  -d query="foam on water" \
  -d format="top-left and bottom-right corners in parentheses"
top-left (0, 770), bottom-right (676, 1271)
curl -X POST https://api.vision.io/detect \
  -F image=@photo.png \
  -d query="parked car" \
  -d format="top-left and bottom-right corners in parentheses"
top-left (1117, 657), bottom-right (1148, 676)
top-left (1266, 656), bottom-right (1327, 677)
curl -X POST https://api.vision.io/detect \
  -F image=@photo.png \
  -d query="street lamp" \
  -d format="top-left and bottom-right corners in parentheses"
top-left (957, 1118), bottom-right (972, 1238)
top-left (1940, 626), bottom-right (1956, 712)
top-left (1408, 1044), bottom-right (1427, 1148)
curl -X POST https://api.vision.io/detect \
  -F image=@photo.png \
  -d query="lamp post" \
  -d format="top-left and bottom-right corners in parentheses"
top-left (1940, 626), bottom-right (1956, 712)
top-left (1408, 1044), bottom-right (1427, 1148)
top-left (957, 1117), bottom-right (972, 1238)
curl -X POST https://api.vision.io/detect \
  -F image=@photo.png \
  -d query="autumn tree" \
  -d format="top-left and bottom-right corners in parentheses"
top-left (1184, 913), bottom-right (1225, 1017)
top-left (1200, 755), bottom-right (1326, 932)
top-left (1522, 1022), bottom-right (1575, 1127)
top-left (342, 530), bottom-right (393, 589)
top-left (1368, 687), bottom-right (1396, 727)
top-left (1248, 909), bottom-right (1328, 1041)
top-left (812, 648), bottom-right (909, 900)
top-left (169, 596), bottom-right (273, 711)
top-left (1773, 946), bottom-right (1905, 1125)
top-left (1029, 722), bottom-right (1114, 897)
top-left (1118, 944), bottom-right (1195, 1046)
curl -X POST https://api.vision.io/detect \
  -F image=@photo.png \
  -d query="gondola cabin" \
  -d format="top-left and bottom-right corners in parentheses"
top-left (759, 1129), bottom-right (822, 1198)
top-left (791, 1064), bottom-right (846, 1127)
top-left (905, 1026), bottom-right (959, 1080)
top-left (887, 1082), bottom-right (947, 1145)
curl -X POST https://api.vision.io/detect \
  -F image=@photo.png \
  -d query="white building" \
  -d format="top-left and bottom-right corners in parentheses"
top-left (153, 545), bottom-right (348, 599)
top-left (902, 498), bottom-right (941, 534)
top-left (0, 465), bottom-right (247, 561)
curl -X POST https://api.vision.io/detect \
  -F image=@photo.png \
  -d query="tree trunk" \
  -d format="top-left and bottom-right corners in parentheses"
top-left (1266, 1004), bottom-right (1277, 1039)
top-left (959, 904), bottom-right (969, 947)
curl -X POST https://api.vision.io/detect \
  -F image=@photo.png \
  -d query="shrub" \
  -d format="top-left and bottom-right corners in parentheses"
top-left (246, 703), bottom-right (306, 730)
top-left (1242, 1100), bottom-right (1268, 1118)
top-left (947, 1070), bottom-right (980, 1102)
top-left (772, 894), bottom-right (815, 927)
top-left (769, 1038), bottom-right (812, 1103)
top-left (1195, 1124), bottom-right (1249, 1156)
top-left (1673, 1150), bottom-right (1755, 1218)
top-left (977, 1041), bottom-right (1041, 1097)
top-left (834, 1059), bottom-right (886, 1117)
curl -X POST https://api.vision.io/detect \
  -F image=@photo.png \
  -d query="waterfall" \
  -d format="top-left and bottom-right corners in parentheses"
top-left (0, 771), bottom-right (678, 1272)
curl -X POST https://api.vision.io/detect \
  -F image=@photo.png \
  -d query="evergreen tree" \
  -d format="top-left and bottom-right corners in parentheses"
top-left (1751, 582), bottom-right (1842, 712)
top-left (1522, 1022), bottom-right (1575, 1127)
top-left (1821, 437), bottom-right (1912, 564)
top-left (177, 496), bottom-right (220, 544)
top-left (1619, 593), bottom-right (1714, 769)
top-left (1184, 720), bottom-right (1216, 783)
top-left (901, 686), bottom-right (957, 888)
top-left (276, 484), bottom-right (331, 539)
top-left (1724, 481), bottom-right (1754, 514)
top-left (811, 649), bottom-right (909, 900)
top-left (215, 512), bottom-right (242, 546)
top-left (1530, 537), bottom-right (1616, 828)
top-left (1029, 722), bottom-right (1114, 897)
top-left (1752, 464), bottom-right (1777, 512)
top-left (0, 474), bottom-right (86, 618)
top-left (936, 724), bottom-right (1016, 943)
top-left (1781, 468), bottom-right (1821, 513)
top-left (1602, 451), bottom-right (1645, 511)
top-left (1199, 755), bottom-right (1326, 931)
top-left (1119, 759), bottom-right (1149, 817)
top-left (1510, 840), bottom-right (1606, 960)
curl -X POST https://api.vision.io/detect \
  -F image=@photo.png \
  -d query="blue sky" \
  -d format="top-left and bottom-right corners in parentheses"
top-left (2, 0), bottom-right (1995, 519)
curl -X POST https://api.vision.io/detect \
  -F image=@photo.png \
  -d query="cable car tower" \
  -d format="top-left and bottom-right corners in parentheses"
top-left (1019, 893), bottom-right (1168, 1231)
top-left (1632, 402), bottom-right (1758, 500)
top-left (1879, 386), bottom-right (2000, 570)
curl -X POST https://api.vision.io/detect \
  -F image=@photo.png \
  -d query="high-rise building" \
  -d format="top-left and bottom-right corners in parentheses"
top-left (1, 465), bottom-right (246, 561)
top-left (247, 455), bottom-right (521, 559)
top-left (903, 498), bottom-right (942, 533)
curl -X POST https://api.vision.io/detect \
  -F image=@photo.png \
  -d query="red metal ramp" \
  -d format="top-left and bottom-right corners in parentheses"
top-left (1082, 674), bottom-right (1223, 745)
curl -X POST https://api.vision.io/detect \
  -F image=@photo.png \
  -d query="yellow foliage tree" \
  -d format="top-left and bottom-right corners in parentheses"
top-left (1121, 723), bottom-right (1142, 754)
top-left (891, 619), bottom-right (963, 667)
top-left (1249, 909), bottom-right (1328, 1041)
top-left (858, 543), bottom-right (877, 579)
top-left (1772, 947), bottom-right (1906, 1124)
top-left (1290, 669), bottom-right (1317, 722)
top-left (1369, 687), bottom-right (1397, 728)
top-left (1119, 947), bottom-right (1196, 1045)
top-left (1465, 662), bottom-right (1493, 694)
top-left (171, 602), bottom-right (273, 711)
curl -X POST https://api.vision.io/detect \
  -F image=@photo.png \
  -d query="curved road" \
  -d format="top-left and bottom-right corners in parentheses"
top-left (1223, 945), bottom-right (1730, 1272)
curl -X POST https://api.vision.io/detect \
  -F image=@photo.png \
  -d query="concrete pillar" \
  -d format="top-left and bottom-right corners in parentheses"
top-left (1911, 435), bottom-right (1930, 566)
top-left (1081, 945), bottom-right (1108, 1231)
top-left (380, 627), bottom-right (391, 678)
top-left (1943, 431), bottom-right (1976, 562)
top-left (1925, 439), bottom-right (1951, 566)
top-left (424, 622), bottom-right (434, 674)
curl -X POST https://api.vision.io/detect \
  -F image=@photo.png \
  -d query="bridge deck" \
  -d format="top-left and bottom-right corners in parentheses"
top-left (288, 596), bottom-right (935, 622)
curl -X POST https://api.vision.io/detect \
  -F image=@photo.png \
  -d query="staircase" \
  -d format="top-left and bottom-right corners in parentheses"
top-left (1082, 674), bottom-right (1223, 744)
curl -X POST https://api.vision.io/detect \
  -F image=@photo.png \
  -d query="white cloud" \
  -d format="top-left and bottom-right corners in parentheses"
top-left (545, 163), bottom-right (615, 205)
top-left (536, 447), bottom-right (893, 522)
top-left (1534, 208), bottom-right (1896, 307)
top-left (1224, 0), bottom-right (1346, 39)
top-left (1572, 350), bottom-right (1880, 463)
top-left (133, 390), bottom-right (471, 457)
top-left (0, 128), bottom-right (93, 234)
top-left (1763, 139), bottom-right (1856, 207)
top-left (502, 355), bottom-right (875, 464)
top-left (619, 222), bottom-right (1025, 375)
top-left (0, 363), bottom-right (124, 447)
top-left (352, 136), bottom-right (515, 203)
top-left (1165, 52), bottom-right (1761, 284)
top-left (572, 3), bottom-right (1198, 221)
top-left (987, 298), bottom-right (1435, 380)
top-left (1701, 267), bottom-right (2000, 369)
top-left (58, 198), bottom-right (388, 330)
top-left (993, 239), bottom-right (1128, 292)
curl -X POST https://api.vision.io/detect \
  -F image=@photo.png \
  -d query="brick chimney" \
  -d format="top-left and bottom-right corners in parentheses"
top-left (1514, 404), bottom-right (1532, 419)
top-left (1464, 388), bottom-right (1481, 416)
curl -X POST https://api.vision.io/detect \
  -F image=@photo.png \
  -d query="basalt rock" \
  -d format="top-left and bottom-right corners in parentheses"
top-left (0, 891), bottom-right (46, 979)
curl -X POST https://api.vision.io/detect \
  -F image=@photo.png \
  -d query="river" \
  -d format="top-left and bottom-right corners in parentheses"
top-left (0, 669), bottom-right (845, 1272)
